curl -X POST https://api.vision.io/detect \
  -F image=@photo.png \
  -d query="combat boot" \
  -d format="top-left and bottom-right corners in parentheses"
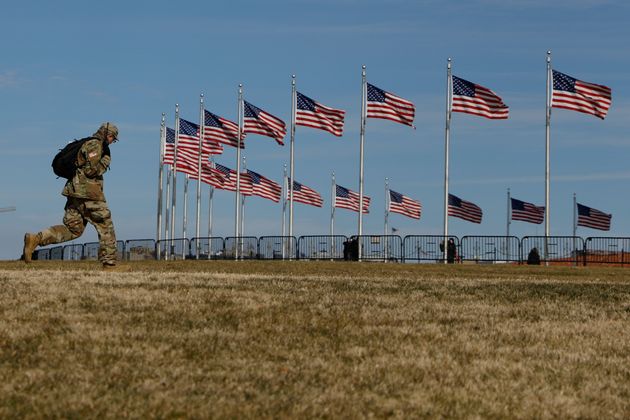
top-left (22, 233), bottom-right (40, 263)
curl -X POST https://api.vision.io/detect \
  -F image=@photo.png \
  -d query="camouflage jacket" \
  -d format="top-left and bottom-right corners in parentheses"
top-left (62, 138), bottom-right (111, 201)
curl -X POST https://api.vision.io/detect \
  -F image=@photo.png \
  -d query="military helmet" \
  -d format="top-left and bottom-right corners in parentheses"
top-left (99, 122), bottom-right (119, 140)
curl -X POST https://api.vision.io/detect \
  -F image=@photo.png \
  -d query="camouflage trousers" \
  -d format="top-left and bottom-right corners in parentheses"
top-left (38, 197), bottom-right (117, 265)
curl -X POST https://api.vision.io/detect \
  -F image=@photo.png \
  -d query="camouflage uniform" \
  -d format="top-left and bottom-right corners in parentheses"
top-left (26, 124), bottom-right (118, 265)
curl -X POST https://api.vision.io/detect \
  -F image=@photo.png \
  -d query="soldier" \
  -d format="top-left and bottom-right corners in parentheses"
top-left (23, 122), bottom-right (120, 270)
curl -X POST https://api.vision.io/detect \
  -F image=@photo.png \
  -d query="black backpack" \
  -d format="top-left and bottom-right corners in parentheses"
top-left (51, 137), bottom-right (98, 179)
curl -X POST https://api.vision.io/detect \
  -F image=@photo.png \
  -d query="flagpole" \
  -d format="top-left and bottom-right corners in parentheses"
top-left (573, 193), bottom-right (577, 238)
top-left (282, 164), bottom-right (287, 259)
top-left (506, 188), bottom-right (511, 259)
top-left (544, 51), bottom-right (552, 262)
top-left (170, 104), bottom-right (180, 260)
top-left (241, 156), bottom-right (247, 243)
top-left (573, 193), bottom-right (578, 266)
top-left (182, 174), bottom-right (189, 259)
top-left (164, 164), bottom-right (171, 260)
top-left (235, 84), bottom-right (243, 260)
top-left (384, 177), bottom-right (389, 262)
top-left (443, 58), bottom-right (452, 263)
top-left (207, 157), bottom-right (214, 239)
top-left (156, 113), bottom-right (165, 260)
top-left (195, 93), bottom-right (204, 259)
top-left (358, 65), bottom-right (367, 260)
top-left (289, 75), bottom-right (296, 244)
top-left (330, 171), bottom-right (336, 238)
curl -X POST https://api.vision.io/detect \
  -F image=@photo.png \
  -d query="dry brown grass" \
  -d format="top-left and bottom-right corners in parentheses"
top-left (1, 260), bottom-right (630, 418)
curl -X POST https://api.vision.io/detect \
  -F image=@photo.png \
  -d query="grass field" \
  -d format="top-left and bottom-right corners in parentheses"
top-left (1, 260), bottom-right (630, 418)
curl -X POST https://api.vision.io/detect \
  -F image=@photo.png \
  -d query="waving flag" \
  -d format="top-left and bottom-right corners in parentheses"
top-left (366, 83), bottom-right (415, 127)
top-left (577, 203), bottom-right (611, 231)
top-left (211, 163), bottom-right (253, 195)
top-left (288, 179), bottom-right (323, 207)
top-left (448, 194), bottom-right (482, 224)
top-left (335, 185), bottom-right (370, 214)
top-left (204, 110), bottom-right (243, 149)
top-left (243, 101), bottom-right (287, 145)
top-left (511, 198), bottom-right (544, 224)
top-left (163, 127), bottom-right (175, 165)
top-left (179, 118), bottom-right (223, 155)
top-left (163, 126), bottom-right (204, 176)
top-left (552, 70), bottom-right (612, 119)
top-left (296, 92), bottom-right (345, 136)
top-left (452, 76), bottom-right (509, 119)
top-left (388, 190), bottom-right (421, 220)
top-left (247, 169), bottom-right (281, 202)
top-left (195, 162), bottom-right (224, 189)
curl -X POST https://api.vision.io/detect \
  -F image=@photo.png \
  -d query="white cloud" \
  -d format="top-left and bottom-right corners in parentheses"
top-left (0, 70), bottom-right (20, 88)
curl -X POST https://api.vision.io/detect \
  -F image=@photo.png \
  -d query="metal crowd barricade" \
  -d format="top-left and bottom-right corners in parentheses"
top-left (125, 239), bottom-right (157, 261)
top-left (460, 236), bottom-right (521, 264)
top-left (403, 235), bottom-right (458, 263)
top-left (189, 237), bottom-right (225, 260)
top-left (357, 235), bottom-right (403, 262)
top-left (34, 248), bottom-right (51, 260)
top-left (49, 246), bottom-right (64, 260)
top-left (584, 237), bottom-right (630, 266)
top-left (224, 237), bottom-right (258, 259)
top-left (156, 238), bottom-right (191, 260)
top-left (297, 235), bottom-right (348, 260)
top-left (258, 236), bottom-right (297, 260)
top-left (84, 240), bottom-right (125, 261)
top-left (521, 236), bottom-right (584, 265)
top-left (62, 244), bottom-right (84, 261)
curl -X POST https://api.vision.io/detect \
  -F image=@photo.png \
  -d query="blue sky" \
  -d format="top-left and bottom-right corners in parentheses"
top-left (1, 0), bottom-right (629, 259)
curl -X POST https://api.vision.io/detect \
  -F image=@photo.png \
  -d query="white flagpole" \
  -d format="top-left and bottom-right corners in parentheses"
top-left (506, 188), bottom-right (511, 259)
top-left (282, 164), bottom-right (287, 259)
top-left (195, 93), bottom-right (204, 259)
top-left (241, 156), bottom-right (247, 240)
top-left (545, 51), bottom-right (552, 262)
top-left (156, 113), bottom-right (165, 260)
top-left (289, 75), bottom-right (296, 242)
top-left (384, 178), bottom-right (389, 262)
top-left (170, 104), bottom-right (180, 259)
top-left (443, 58), bottom-right (452, 263)
top-left (573, 192), bottom-right (577, 266)
top-left (207, 157), bottom-right (214, 238)
top-left (358, 65), bottom-right (367, 260)
top-left (182, 174), bottom-right (189, 259)
top-left (573, 193), bottom-right (577, 238)
top-left (330, 172), bottom-right (336, 238)
top-left (164, 164), bottom-right (171, 259)
top-left (235, 84), bottom-right (243, 260)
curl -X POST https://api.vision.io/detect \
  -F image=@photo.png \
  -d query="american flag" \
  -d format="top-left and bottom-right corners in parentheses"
top-left (195, 162), bottom-right (223, 188)
top-left (451, 76), bottom-right (509, 119)
top-left (448, 193), bottom-right (482, 224)
top-left (179, 118), bottom-right (223, 156)
top-left (163, 127), bottom-right (204, 177)
top-left (388, 190), bottom-right (421, 220)
top-left (247, 169), bottom-right (281, 202)
top-left (335, 185), bottom-right (370, 214)
top-left (295, 92), bottom-right (345, 137)
top-left (552, 70), bottom-right (612, 119)
top-left (163, 127), bottom-right (175, 165)
top-left (287, 179), bottom-right (323, 207)
top-left (366, 83), bottom-right (415, 127)
top-left (577, 202), bottom-right (611, 231)
top-left (511, 197), bottom-right (544, 224)
top-left (243, 101), bottom-right (287, 145)
top-left (211, 163), bottom-right (253, 195)
top-left (204, 110), bottom-right (244, 149)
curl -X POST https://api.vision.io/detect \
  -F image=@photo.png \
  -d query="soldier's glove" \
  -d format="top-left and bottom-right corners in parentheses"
top-left (102, 141), bottom-right (111, 157)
